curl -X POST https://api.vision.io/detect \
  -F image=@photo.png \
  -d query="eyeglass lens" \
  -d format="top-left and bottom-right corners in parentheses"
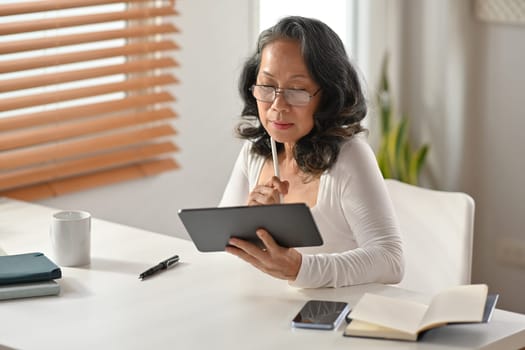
top-left (252, 85), bottom-right (312, 106)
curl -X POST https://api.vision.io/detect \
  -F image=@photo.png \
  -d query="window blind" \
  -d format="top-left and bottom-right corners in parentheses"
top-left (0, 0), bottom-right (180, 201)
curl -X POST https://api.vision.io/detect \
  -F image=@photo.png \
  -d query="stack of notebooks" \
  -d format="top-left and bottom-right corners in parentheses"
top-left (0, 252), bottom-right (62, 301)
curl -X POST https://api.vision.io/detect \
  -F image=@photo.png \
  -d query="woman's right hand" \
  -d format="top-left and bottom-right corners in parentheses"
top-left (247, 176), bottom-right (289, 205)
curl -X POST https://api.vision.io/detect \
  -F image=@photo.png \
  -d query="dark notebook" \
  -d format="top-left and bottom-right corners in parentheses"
top-left (0, 252), bottom-right (62, 285)
top-left (482, 294), bottom-right (499, 323)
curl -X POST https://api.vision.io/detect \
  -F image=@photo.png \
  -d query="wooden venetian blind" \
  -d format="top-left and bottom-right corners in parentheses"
top-left (0, 0), bottom-right (180, 201)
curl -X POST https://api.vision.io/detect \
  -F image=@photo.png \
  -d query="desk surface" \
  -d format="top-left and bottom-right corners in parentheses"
top-left (1, 198), bottom-right (524, 350)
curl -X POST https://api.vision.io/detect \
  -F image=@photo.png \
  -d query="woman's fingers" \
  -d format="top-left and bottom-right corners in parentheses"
top-left (228, 237), bottom-right (267, 259)
top-left (225, 244), bottom-right (263, 267)
top-left (226, 230), bottom-right (302, 281)
top-left (265, 176), bottom-right (289, 196)
top-left (248, 185), bottom-right (280, 205)
top-left (247, 177), bottom-right (290, 205)
top-left (256, 229), bottom-right (278, 251)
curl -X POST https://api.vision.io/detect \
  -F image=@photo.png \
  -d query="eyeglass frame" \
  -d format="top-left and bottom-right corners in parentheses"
top-left (250, 84), bottom-right (321, 106)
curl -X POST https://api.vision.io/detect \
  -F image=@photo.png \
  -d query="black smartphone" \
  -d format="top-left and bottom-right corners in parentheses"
top-left (291, 300), bottom-right (351, 330)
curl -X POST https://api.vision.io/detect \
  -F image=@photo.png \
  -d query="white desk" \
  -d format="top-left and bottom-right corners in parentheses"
top-left (1, 198), bottom-right (524, 350)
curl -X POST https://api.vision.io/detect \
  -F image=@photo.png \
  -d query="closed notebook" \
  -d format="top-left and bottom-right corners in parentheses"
top-left (0, 280), bottom-right (60, 300)
top-left (0, 252), bottom-right (61, 285)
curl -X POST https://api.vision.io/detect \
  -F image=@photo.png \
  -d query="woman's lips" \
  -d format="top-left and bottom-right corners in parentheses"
top-left (271, 121), bottom-right (293, 130)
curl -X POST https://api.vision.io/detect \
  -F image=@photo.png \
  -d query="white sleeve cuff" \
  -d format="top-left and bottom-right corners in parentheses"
top-left (288, 254), bottom-right (314, 288)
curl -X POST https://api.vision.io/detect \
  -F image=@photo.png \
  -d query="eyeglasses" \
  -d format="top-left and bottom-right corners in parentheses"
top-left (250, 85), bottom-right (321, 106)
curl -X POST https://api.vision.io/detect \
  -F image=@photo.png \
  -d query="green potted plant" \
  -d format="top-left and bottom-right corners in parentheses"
top-left (376, 54), bottom-right (429, 185)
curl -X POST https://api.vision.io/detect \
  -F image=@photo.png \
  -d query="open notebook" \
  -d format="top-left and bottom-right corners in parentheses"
top-left (344, 284), bottom-right (497, 341)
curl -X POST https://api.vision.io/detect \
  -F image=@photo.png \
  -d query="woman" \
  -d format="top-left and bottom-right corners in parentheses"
top-left (220, 16), bottom-right (404, 288)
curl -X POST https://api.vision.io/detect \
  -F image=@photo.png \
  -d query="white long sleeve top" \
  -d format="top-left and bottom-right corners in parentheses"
top-left (219, 135), bottom-right (404, 288)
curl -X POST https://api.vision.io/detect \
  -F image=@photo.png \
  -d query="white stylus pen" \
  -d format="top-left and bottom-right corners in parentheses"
top-left (270, 137), bottom-right (284, 203)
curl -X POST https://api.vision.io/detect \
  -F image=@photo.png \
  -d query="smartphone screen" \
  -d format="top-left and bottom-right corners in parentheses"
top-left (291, 300), bottom-right (350, 330)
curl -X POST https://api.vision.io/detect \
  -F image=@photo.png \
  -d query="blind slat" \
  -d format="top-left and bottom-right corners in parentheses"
top-left (139, 157), bottom-right (178, 176)
top-left (0, 0), bottom-right (174, 16)
top-left (0, 74), bottom-right (178, 112)
top-left (0, 158), bottom-right (179, 201)
top-left (1, 7), bottom-right (178, 35)
top-left (0, 41), bottom-right (179, 74)
top-left (1, 24), bottom-right (179, 55)
top-left (1, 57), bottom-right (178, 93)
top-left (0, 108), bottom-right (176, 152)
top-left (56, 158), bottom-right (178, 196)
top-left (0, 92), bottom-right (175, 131)
top-left (0, 125), bottom-right (177, 170)
top-left (0, 0), bottom-right (179, 200)
top-left (0, 142), bottom-right (178, 191)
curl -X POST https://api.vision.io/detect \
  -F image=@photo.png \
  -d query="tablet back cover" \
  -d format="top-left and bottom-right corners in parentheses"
top-left (178, 203), bottom-right (323, 252)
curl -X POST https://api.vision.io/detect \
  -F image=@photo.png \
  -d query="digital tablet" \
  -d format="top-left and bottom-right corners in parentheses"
top-left (178, 203), bottom-right (323, 252)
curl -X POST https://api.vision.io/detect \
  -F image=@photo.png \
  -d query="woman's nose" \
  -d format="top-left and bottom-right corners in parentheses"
top-left (271, 91), bottom-right (290, 112)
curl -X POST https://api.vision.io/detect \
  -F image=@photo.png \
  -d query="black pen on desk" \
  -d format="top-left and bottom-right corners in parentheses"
top-left (139, 254), bottom-right (180, 280)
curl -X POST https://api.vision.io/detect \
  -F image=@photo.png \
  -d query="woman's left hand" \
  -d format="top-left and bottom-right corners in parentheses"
top-left (225, 228), bottom-right (302, 281)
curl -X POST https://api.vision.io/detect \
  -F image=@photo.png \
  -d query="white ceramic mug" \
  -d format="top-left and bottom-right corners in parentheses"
top-left (50, 210), bottom-right (91, 267)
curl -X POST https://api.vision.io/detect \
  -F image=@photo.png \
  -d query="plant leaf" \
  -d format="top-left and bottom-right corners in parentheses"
top-left (377, 141), bottom-right (391, 178)
top-left (374, 52), bottom-right (430, 186)
top-left (385, 128), bottom-right (397, 179)
top-left (408, 145), bottom-right (429, 185)
top-left (380, 101), bottom-right (391, 136)
top-left (395, 118), bottom-right (408, 180)
top-left (400, 139), bottom-right (411, 183)
top-left (378, 53), bottom-right (391, 135)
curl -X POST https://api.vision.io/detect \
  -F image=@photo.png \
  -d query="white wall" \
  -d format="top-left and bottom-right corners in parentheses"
top-left (466, 15), bottom-right (525, 314)
top-left (388, 0), bottom-right (525, 313)
top-left (40, 0), bottom-right (255, 240)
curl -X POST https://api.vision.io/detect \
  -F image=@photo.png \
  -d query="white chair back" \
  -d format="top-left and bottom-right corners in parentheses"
top-left (385, 179), bottom-right (475, 295)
